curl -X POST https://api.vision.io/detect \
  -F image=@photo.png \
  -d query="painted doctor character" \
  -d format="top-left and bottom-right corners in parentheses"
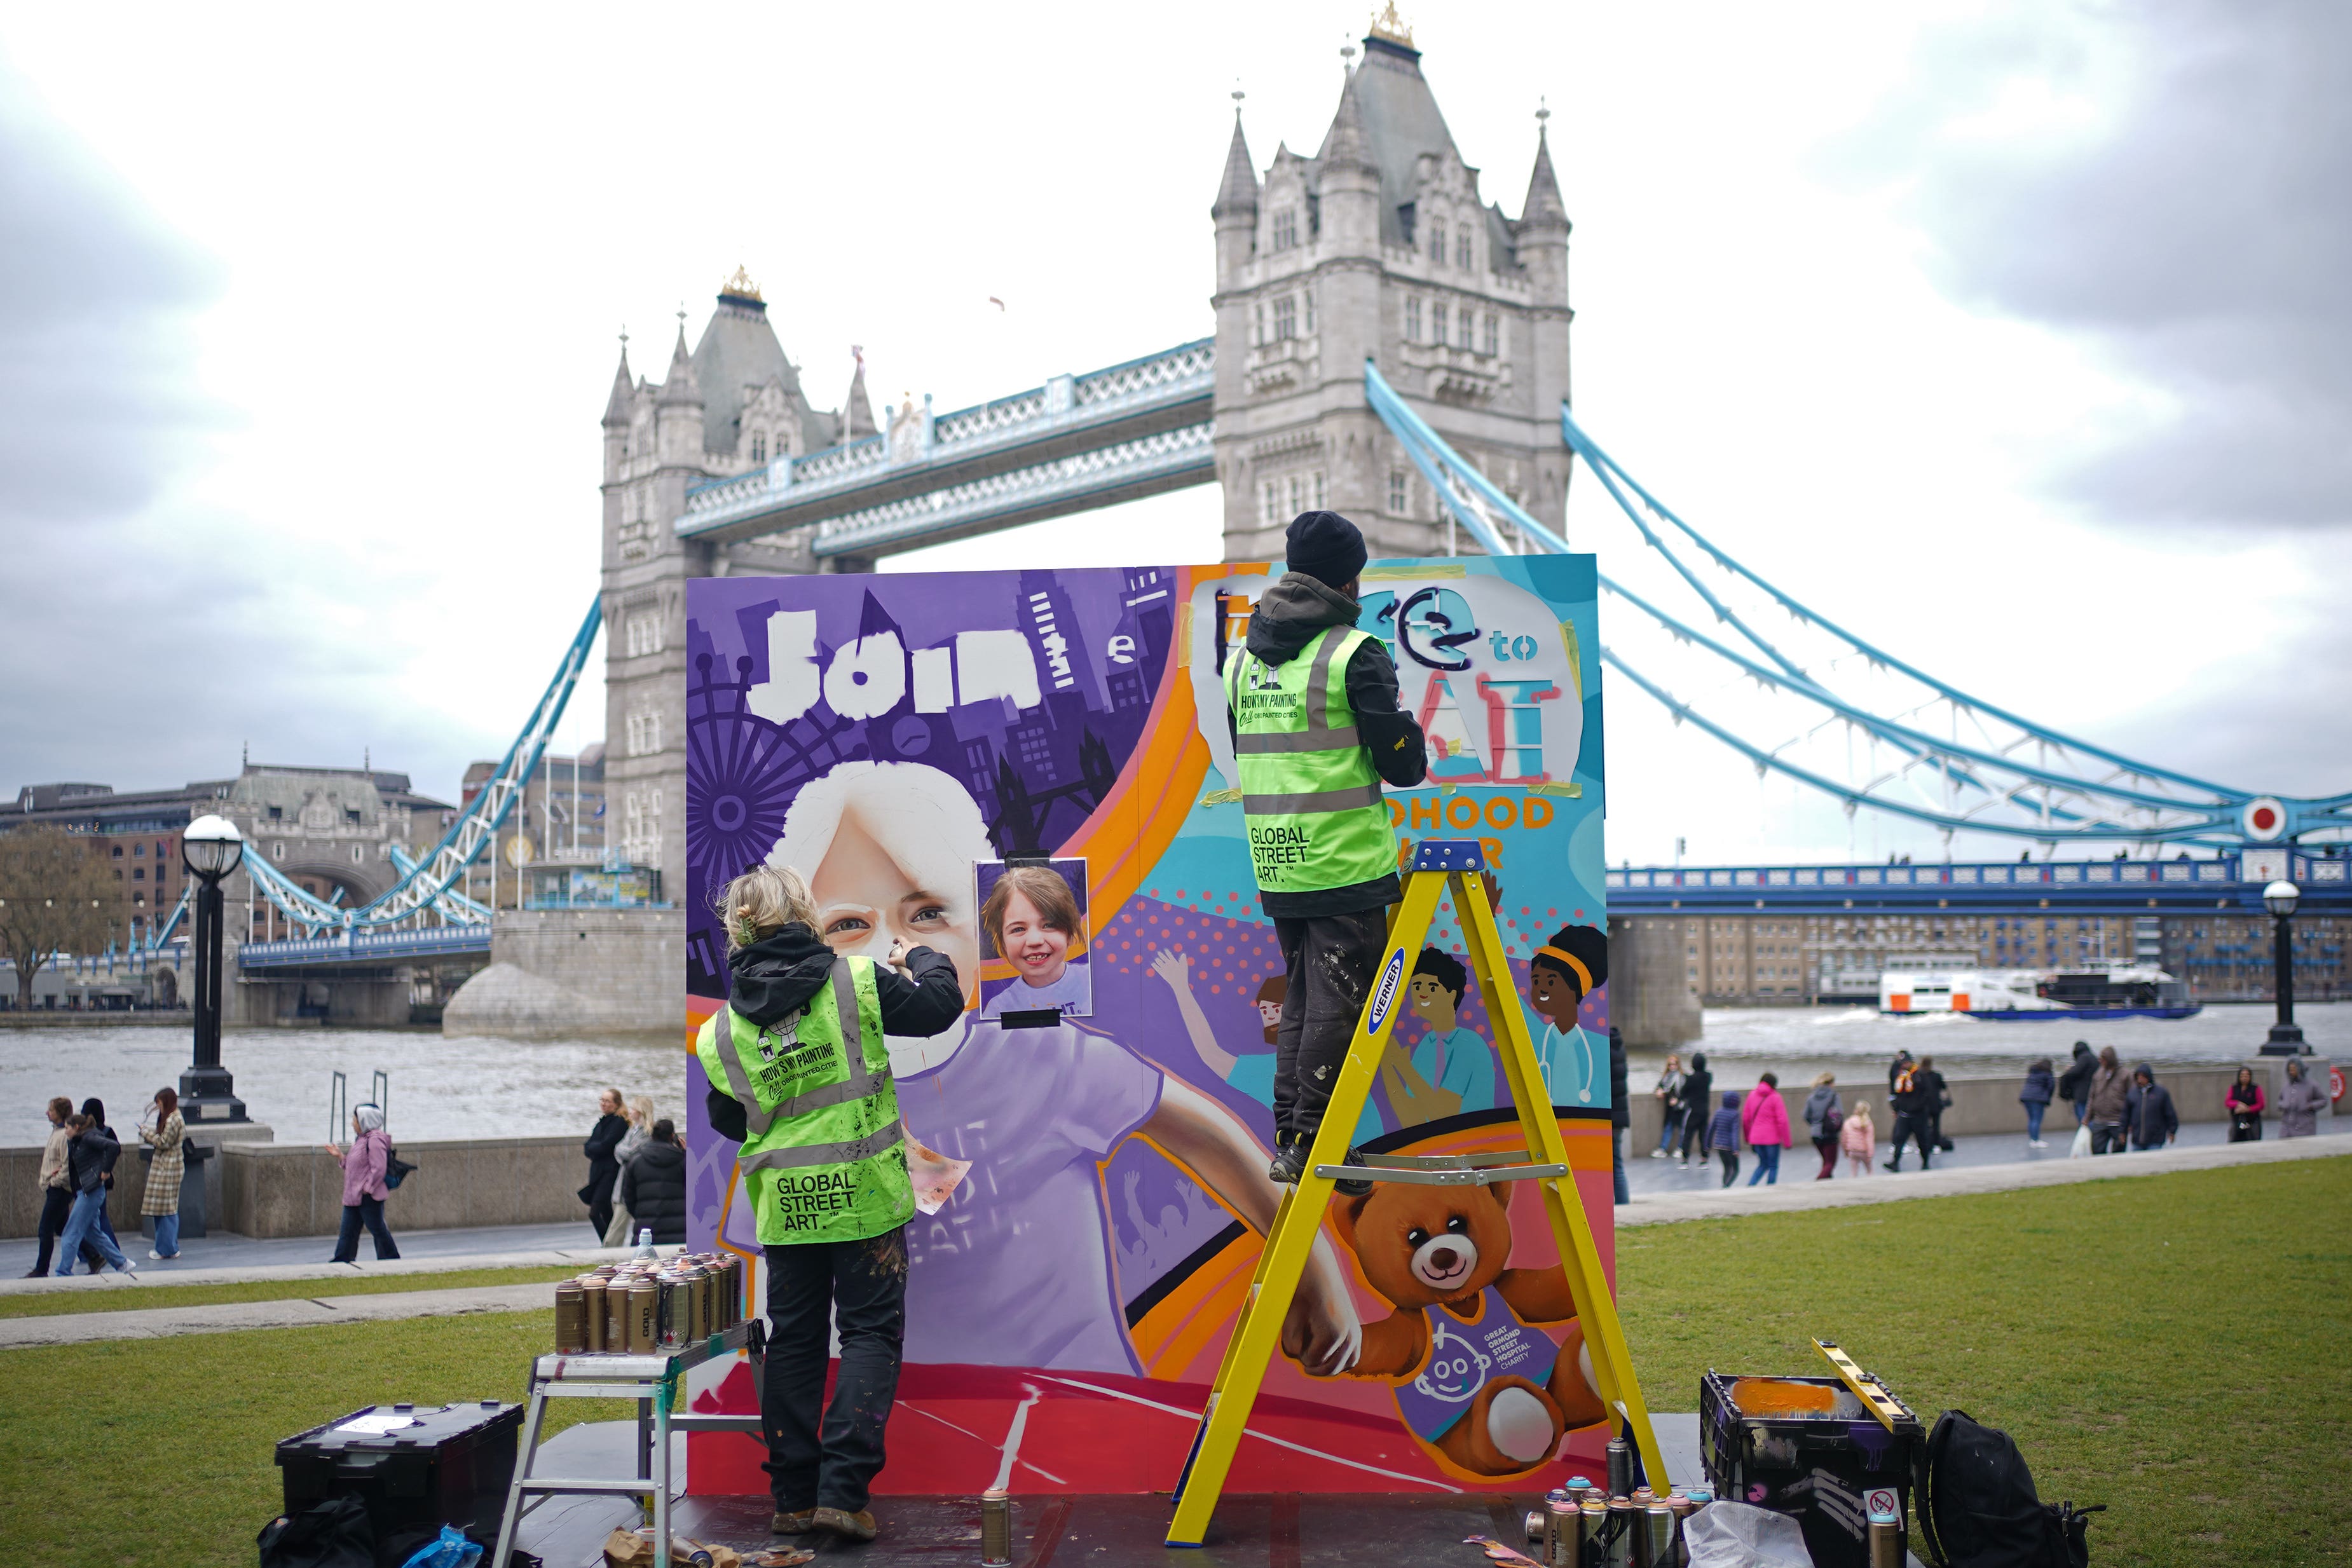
top-left (978, 865), bottom-right (1091, 1018)
top-left (765, 760), bottom-right (1364, 1379)
top-left (1525, 925), bottom-right (1610, 1107)
top-left (1386, 946), bottom-right (1494, 1127)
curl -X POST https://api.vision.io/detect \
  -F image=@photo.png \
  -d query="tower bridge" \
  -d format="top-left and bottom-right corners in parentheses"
top-left (104, 19), bottom-right (2342, 1030)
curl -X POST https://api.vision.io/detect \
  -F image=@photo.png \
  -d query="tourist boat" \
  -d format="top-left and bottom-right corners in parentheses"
top-left (1878, 964), bottom-right (2200, 1021)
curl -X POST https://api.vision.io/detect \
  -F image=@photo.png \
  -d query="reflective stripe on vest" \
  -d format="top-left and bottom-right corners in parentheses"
top-left (739, 1121), bottom-right (906, 1173)
top-left (1227, 624), bottom-right (1398, 894)
top-left (709, 957), bottom-right (869, 1140)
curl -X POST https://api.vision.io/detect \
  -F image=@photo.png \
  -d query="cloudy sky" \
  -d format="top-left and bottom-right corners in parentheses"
top-left (1, 1), bottom-right (2342, 865)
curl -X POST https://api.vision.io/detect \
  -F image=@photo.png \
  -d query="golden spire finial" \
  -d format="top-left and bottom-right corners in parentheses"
top-left (721, 264), bottom-right (763, 302)
top-left (1368, 1), bottom-right (1412, 46)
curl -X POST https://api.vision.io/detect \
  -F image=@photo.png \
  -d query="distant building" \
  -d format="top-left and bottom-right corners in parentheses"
top-left (460, 743), bottom-right (608, 903)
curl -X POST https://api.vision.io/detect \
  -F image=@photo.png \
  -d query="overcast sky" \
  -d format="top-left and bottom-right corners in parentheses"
top-left (1, 1), bottom-right (2342, 865)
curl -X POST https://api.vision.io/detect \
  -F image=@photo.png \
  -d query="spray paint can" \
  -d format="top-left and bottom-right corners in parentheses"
top-left (1578, 1499), bottom-right (1608, 1567)
top-left (1564, 1476), bottom-right (1594, 1509)
top-left (1868, 1506), bottom-right (1903, 1568)
top-left (1666, 1496), bottom-right (1697, 1568)
top-left (1638, 1504), bottom-right (1673, 1568)
top-left (555, 1281), bottom-right (587, 1354)
top-left (627, 1278), bottom-right (658, 1353)
top-left (579, 1276), bottom-right (607, 1352)
top-left (980, 1488), bottom-right (1011, 1567)
top-left (1606, 1436), bottom-right (1634, 1499)
top-left (1545, 1498), bottom-right (1578, 1567)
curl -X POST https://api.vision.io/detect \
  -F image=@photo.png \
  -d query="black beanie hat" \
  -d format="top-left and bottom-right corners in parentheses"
top-left (1284, 510), bottom-right (1367, 590)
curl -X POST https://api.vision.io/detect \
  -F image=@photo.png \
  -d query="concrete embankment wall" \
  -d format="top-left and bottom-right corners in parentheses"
top-left (0, 1135), bottom-right (594, 1240)
top-left (441, 909), bottom-right (683, 1034)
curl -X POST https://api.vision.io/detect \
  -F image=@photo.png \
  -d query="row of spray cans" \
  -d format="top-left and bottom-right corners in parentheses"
top-left (553, 1251), bottom-right (746, 1356)
top-left (1524, 1438), bottom-right (1709, 1568)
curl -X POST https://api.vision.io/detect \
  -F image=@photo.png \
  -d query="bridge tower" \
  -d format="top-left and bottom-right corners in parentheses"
top-left (1212, 17), bottom-right (1573, 562)
top-left (597, 271), bottom-right (863, 901)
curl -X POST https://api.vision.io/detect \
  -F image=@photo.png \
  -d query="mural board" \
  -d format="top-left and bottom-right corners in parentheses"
top-left (682, 557), bottom-right (1610, 1495)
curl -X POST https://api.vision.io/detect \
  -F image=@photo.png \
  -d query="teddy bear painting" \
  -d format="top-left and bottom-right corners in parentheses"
top-left (1294, 1178), bottom-right (1609, 1478)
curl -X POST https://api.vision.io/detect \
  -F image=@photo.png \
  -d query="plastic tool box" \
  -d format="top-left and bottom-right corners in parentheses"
top-left (1699, 1370), bottom-right (1923, 1568)
top-left (277, 1401), bottom-right (523, 1546)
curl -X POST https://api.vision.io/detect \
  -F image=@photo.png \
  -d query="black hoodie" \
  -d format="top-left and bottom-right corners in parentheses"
top-left (1227, 572), bottom-right (1428, 918)
top-left (704, 924), bottom-right (964, 1142)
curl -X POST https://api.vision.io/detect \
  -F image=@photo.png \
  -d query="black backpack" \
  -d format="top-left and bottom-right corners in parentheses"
top-left (1915, 1410), bottom-right (2100, 1567)
top-left (257, 1495), bottom-right (374, 1568)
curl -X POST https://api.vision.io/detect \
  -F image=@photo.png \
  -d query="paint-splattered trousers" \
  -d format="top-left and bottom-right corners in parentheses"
top-left (1270, 909), bottom-right (1388, 1146)
top-left (762, 1226), bottom-right (908, 1514)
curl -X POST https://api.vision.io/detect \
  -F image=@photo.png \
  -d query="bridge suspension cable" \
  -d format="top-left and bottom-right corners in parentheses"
top-left (139, 599), bottom-right (602, 948)
top-left (1364, 358), bottom-right (2344, 846)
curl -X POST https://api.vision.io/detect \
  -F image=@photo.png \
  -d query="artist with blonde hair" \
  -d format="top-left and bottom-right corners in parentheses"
top-left (699, 862), bottom-right (961, 1546)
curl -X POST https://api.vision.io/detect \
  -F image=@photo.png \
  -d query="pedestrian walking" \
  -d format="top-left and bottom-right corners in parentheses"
top-left (1610, 1027), bottom-right (1630, 1204)
top-left (619, 1117), bottom-right (687, 1246)
top-left (699, 863), bottom-right (964, 1544)
top-left (1706, 1091), bottom-right (1742, 1188)
top-left (601, 1094), bottom-right (656, 1248)
top-left (2055, 1041), bottom-right (2096, 1127)
top-left (1840, 1097), bottom-right (1877, 1176)
top-left (79, 1098), bottom-right (126, 1261)
top-left (2084, 1046), bottom-right (2130, 1155)
top-left (1651, 1053), bottom-right (1688, 1157)
top-left (1676, 1052), bottom-right (1714, 1167)
top-left (2224, 1068), bottom-right (2264, 1143)
top-left (139, 1087), bottom-right (187, 1260)
top-left (2020, 1057), bottom-right (2056, 1148)
top-left (1885, 1058), bottom-right (1936, 1171)
top-left (51, 1114), bottom-right (134, 1276)
top-left (580, 1087), bottom-right (629, 1241)
top-left (324, 1105), bottom-right (401, 1262)
top-left (27, 1096), bottom-right (78, 1278)
top-left (2124, 1065), bottom-right (2178, 1152)
top-left (1742, 1073), bottom-right (1791, 1187)
top-left (2278, 1059), bottom-right (2327, 1138)
top-left (1802, 1072), bottom-right (1843, 1180)
top-left (1885, 1049), bottom-right (1914, 1096)
top-left (1918, 1055), bottom-right (1952, 1154)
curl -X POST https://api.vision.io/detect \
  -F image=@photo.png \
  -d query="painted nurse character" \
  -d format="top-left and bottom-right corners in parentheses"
top-left (1526, 925), bottom-right (1610, 1107)
top-left (768, 760), bottom-right (1364, 1378)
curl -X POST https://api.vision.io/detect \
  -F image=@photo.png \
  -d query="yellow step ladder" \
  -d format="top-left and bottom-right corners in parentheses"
top-left (1165, 838), bottom-right (1664, 1547)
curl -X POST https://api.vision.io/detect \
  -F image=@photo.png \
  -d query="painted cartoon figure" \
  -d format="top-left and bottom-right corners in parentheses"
top-left (1526, 925), bottom-right (1610, 1106)
top-left (1301, 1180), bottom-right (1607, 1476)
top-left (1385, 946), bottom-right (1495, 1127)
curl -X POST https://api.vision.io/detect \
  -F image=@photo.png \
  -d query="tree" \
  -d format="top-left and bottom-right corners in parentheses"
top-left (0, 827), bottom-right (126, 1010)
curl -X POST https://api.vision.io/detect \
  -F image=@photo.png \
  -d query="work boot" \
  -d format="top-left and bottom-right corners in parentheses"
top-left (811, 1507), bottom-right (878, 1542)
top-left (771, 1510), bottom-right (816, 1535)
top-left (1267, 1133), bottom-right (1309, 1186)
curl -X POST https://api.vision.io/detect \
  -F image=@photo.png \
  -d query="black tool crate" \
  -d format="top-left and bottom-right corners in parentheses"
top-left (277, 1401), bottom-right (523, 1549)
top-left (1699, 1370), bottom-right (1922, 1568)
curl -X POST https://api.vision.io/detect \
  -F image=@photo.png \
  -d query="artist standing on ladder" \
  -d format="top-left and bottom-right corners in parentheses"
top-left (701, 865), bottom-right (962, 1546)
top-left (1228, 512), bottom-right (1428, 1188)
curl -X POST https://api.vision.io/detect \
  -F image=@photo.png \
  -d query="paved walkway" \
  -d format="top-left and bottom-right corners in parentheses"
top-left (0, 1217), bottom-right (601, 1281)
top-left (0, 1280), bottom-right (553, 1349)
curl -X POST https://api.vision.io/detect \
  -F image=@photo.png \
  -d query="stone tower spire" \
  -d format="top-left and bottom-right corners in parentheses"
top-left (1520, 106), bottom-right (1569, 235)
top-left (1212, 97), bottom-right (1259, 219)
top-left (655, 317), bottom-right (702, 468)
top-left (844, 346), bottom-right (877, 440)
top-left (1517, 105), bottom-right (1573, 421)
top-left (602, 336), bottom-right (634, 427)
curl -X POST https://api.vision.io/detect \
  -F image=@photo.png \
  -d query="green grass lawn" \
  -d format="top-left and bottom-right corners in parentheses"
top-left (1, 1156), bottom-right (2343, 1567)
top-left (0, 1265), bottom-right (580, 1319)
top-left (1615, 1152), bottom-right (2352, 1566)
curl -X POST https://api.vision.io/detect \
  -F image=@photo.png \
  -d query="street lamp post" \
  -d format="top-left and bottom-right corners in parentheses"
top-left (2259, 879), bottom-right (2306, 1055)
top-left (181, 814), bottom-right (250, 1121)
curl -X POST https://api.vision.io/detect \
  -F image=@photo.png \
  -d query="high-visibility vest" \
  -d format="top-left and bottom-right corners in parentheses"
top-left (695, 955), bottom-right (912, 1246)
top-left (1226, 625), bottom-right (1398, 894)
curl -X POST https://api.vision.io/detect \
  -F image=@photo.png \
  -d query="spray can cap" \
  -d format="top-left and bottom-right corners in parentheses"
top-left (1868, 1507), bottom-right (1899, 1525)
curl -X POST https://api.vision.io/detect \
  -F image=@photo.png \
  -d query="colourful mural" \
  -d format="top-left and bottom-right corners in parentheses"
top-left (682, 556), bottom-right (1610, 1495)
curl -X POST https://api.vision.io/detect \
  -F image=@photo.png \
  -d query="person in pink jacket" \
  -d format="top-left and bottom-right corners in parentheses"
top-left (1840, 1097), bottom-right (1877, 1175)
top-left (1740, 1072), bottom-right (1793, 1186)
top-left (322, 1104), bottom-right (401, 1262)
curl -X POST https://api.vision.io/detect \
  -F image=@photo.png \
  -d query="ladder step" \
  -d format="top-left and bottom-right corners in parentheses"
top-left (1313, 1161), bottom-right (1566, 1187)
top-left (1348, 1150), bottom-right (1540, 1171)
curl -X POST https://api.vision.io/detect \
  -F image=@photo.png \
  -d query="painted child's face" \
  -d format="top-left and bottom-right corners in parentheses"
top-left (810, 810), bottom-right (979, 1004)
top-left (997, 889), bottom-right (1069, 988)
top-left (1528, 964), bottom-right (1582, 1028)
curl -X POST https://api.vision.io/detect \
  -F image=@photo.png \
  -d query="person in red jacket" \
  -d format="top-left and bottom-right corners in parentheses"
top-left (2226, 1067), bottom-right (2266, 1142)
top-left (1740, 1072), bottom-right (1793, 1187)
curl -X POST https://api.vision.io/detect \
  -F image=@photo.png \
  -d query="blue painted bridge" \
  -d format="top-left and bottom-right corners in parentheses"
top-left (1606, 849), bottom-right (2351, 917)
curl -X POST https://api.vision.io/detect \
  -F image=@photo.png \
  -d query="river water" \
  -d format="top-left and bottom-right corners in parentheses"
top-left (2, 1001), bottom-right (2336, 1145)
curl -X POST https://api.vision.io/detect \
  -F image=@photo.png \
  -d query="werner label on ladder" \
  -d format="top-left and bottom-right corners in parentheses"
top-left (1168, 835), bottom-right (1662, 1545)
